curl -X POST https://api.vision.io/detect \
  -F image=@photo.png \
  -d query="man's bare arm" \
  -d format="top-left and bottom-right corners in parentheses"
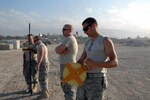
top-left (37, 47), bottom-right (44, 70)
top-left (55, 45), bottom-right (68, 54)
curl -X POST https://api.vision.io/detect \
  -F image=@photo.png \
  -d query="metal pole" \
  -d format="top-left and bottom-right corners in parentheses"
top-left (29, 23), bottom-right (33, 95)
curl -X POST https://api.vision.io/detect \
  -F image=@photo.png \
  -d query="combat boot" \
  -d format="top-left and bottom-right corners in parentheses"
top-left (32, 83), bottom-right (39, 93)
top-left (38, 89), bottom-right (50, 99)
top-left (25, 84), bottom-right (32, 93)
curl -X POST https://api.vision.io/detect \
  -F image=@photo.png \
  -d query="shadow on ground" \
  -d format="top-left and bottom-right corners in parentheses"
top-left (0, 90), bottom-right (40, 100)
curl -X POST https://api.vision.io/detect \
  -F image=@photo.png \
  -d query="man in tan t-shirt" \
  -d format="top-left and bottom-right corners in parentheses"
top-left (34, 36), bottom-right (50, 99)
top-left (55, 24), bottom-right (78, 100)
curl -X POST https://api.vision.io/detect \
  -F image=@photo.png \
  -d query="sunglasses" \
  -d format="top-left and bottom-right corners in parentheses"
top-left (83, 24), bottom-right (92, 32)
top-left (62, 28), bottom-right (70, 31)
top-left (34, 40), bottom-right (38, 43)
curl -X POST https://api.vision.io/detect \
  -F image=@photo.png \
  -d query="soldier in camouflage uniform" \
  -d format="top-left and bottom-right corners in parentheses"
top-left (22, 34), bottom-right (38, 93)
top-left (55, 24), bottom-right (78, 100)
top-left (34, 36), bottom-right (50, 99)
top-left (76, 17), bottom-right (118, 100)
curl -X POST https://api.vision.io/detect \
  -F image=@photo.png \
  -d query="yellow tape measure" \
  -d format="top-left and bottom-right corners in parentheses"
top-left (61, 63), bottom-right (87, 86)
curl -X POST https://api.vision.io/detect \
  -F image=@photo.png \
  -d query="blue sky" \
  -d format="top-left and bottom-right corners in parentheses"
top-left (0, 0), bottom-right (150, 38)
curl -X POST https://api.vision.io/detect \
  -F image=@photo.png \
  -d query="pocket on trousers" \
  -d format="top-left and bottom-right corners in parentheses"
top-left (102, 76), bottom-right (108, 89)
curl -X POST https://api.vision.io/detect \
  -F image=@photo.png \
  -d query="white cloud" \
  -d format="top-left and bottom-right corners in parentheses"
top-left (104, 2), bottom-right (150, 33)
top-left (1, 2), bottom-right (150, 37)
top-left (86, 8), bottom-right (93, 14)
top-left (0, 9), bottom-right (35, 29)
top-left (107, 6), bottom-right (119, 14)
top-left (0, 9), bottom-right (80, 35)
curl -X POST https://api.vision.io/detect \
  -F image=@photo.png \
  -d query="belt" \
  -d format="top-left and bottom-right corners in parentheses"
top-left (87, 73), bottom-right (105, 77)
top-left (26, 60), bottom-right (36, 63)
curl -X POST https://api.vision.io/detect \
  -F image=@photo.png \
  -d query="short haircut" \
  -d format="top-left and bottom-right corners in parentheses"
top-left (34, 36), bottom-right (41, 41)
top-left (27, 34), bottom-right (33, 37)
top-left (82, 17), bottom-right (98, 26)
top-left (64, 24), bottom-right (73, 31)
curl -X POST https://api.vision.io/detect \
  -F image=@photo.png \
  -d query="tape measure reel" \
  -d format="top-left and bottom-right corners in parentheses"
top-left (22, 47), bottom-right (30, 53)
top-left (61, 63), bottom-right (87, 86)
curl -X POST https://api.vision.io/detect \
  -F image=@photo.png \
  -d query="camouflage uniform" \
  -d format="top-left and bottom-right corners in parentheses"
top-left (60, 64), bottom-right (75, 100)
top-left (39, 62), bottom-right (50, 91)
top-left (23, 41), bottom-right (38, 86)
top-left (76, 74), bottom-right (107, 100)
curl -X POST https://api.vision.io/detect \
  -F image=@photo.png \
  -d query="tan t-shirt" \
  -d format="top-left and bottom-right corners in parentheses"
top-left (59, 35), bottom-right (78, 64)
top-left (37, 42), bottom-right (49, 63)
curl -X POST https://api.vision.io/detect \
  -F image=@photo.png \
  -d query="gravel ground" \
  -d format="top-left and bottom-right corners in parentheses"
top-left (0, 44), bottom-right (150, 100)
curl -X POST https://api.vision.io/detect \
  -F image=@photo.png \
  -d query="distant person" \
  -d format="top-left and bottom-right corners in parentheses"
top-left (22, 34), bottom-right (38, 93)
top-left (76, 17), bottom-right (118, 100)
top-left (33, 36), bottom-right (50, 99)
top-left (42, 38), bottom-right (47, 46)
top-left (55, 24), bottom-right (78, 100)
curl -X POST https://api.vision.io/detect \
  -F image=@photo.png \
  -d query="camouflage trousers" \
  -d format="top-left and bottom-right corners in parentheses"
top-left (60, 64), bottom-right (75, 100)
top-left (39, 62), bottom-right (50, 91)
top-left (76, 73), bottom-right (108, 100)
top-left (23, 60), bottom-right (38, 85)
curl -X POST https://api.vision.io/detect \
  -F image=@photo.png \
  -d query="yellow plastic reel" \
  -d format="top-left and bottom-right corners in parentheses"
top-left (22, 47), bottom-right (30, 53)
top-left (61, 63), bottom-right (87, 86)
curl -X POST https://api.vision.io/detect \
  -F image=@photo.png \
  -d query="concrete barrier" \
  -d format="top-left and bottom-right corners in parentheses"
top-left (0, 44), bottom-right (13, 50)
top-left (7, 40), bottom-right (20, 49)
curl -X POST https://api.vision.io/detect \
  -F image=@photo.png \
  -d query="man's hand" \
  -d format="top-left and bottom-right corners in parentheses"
top-left (35, 64), bottom-right (40, 71)
top-left (84, 58), bottom-right (95, 70)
